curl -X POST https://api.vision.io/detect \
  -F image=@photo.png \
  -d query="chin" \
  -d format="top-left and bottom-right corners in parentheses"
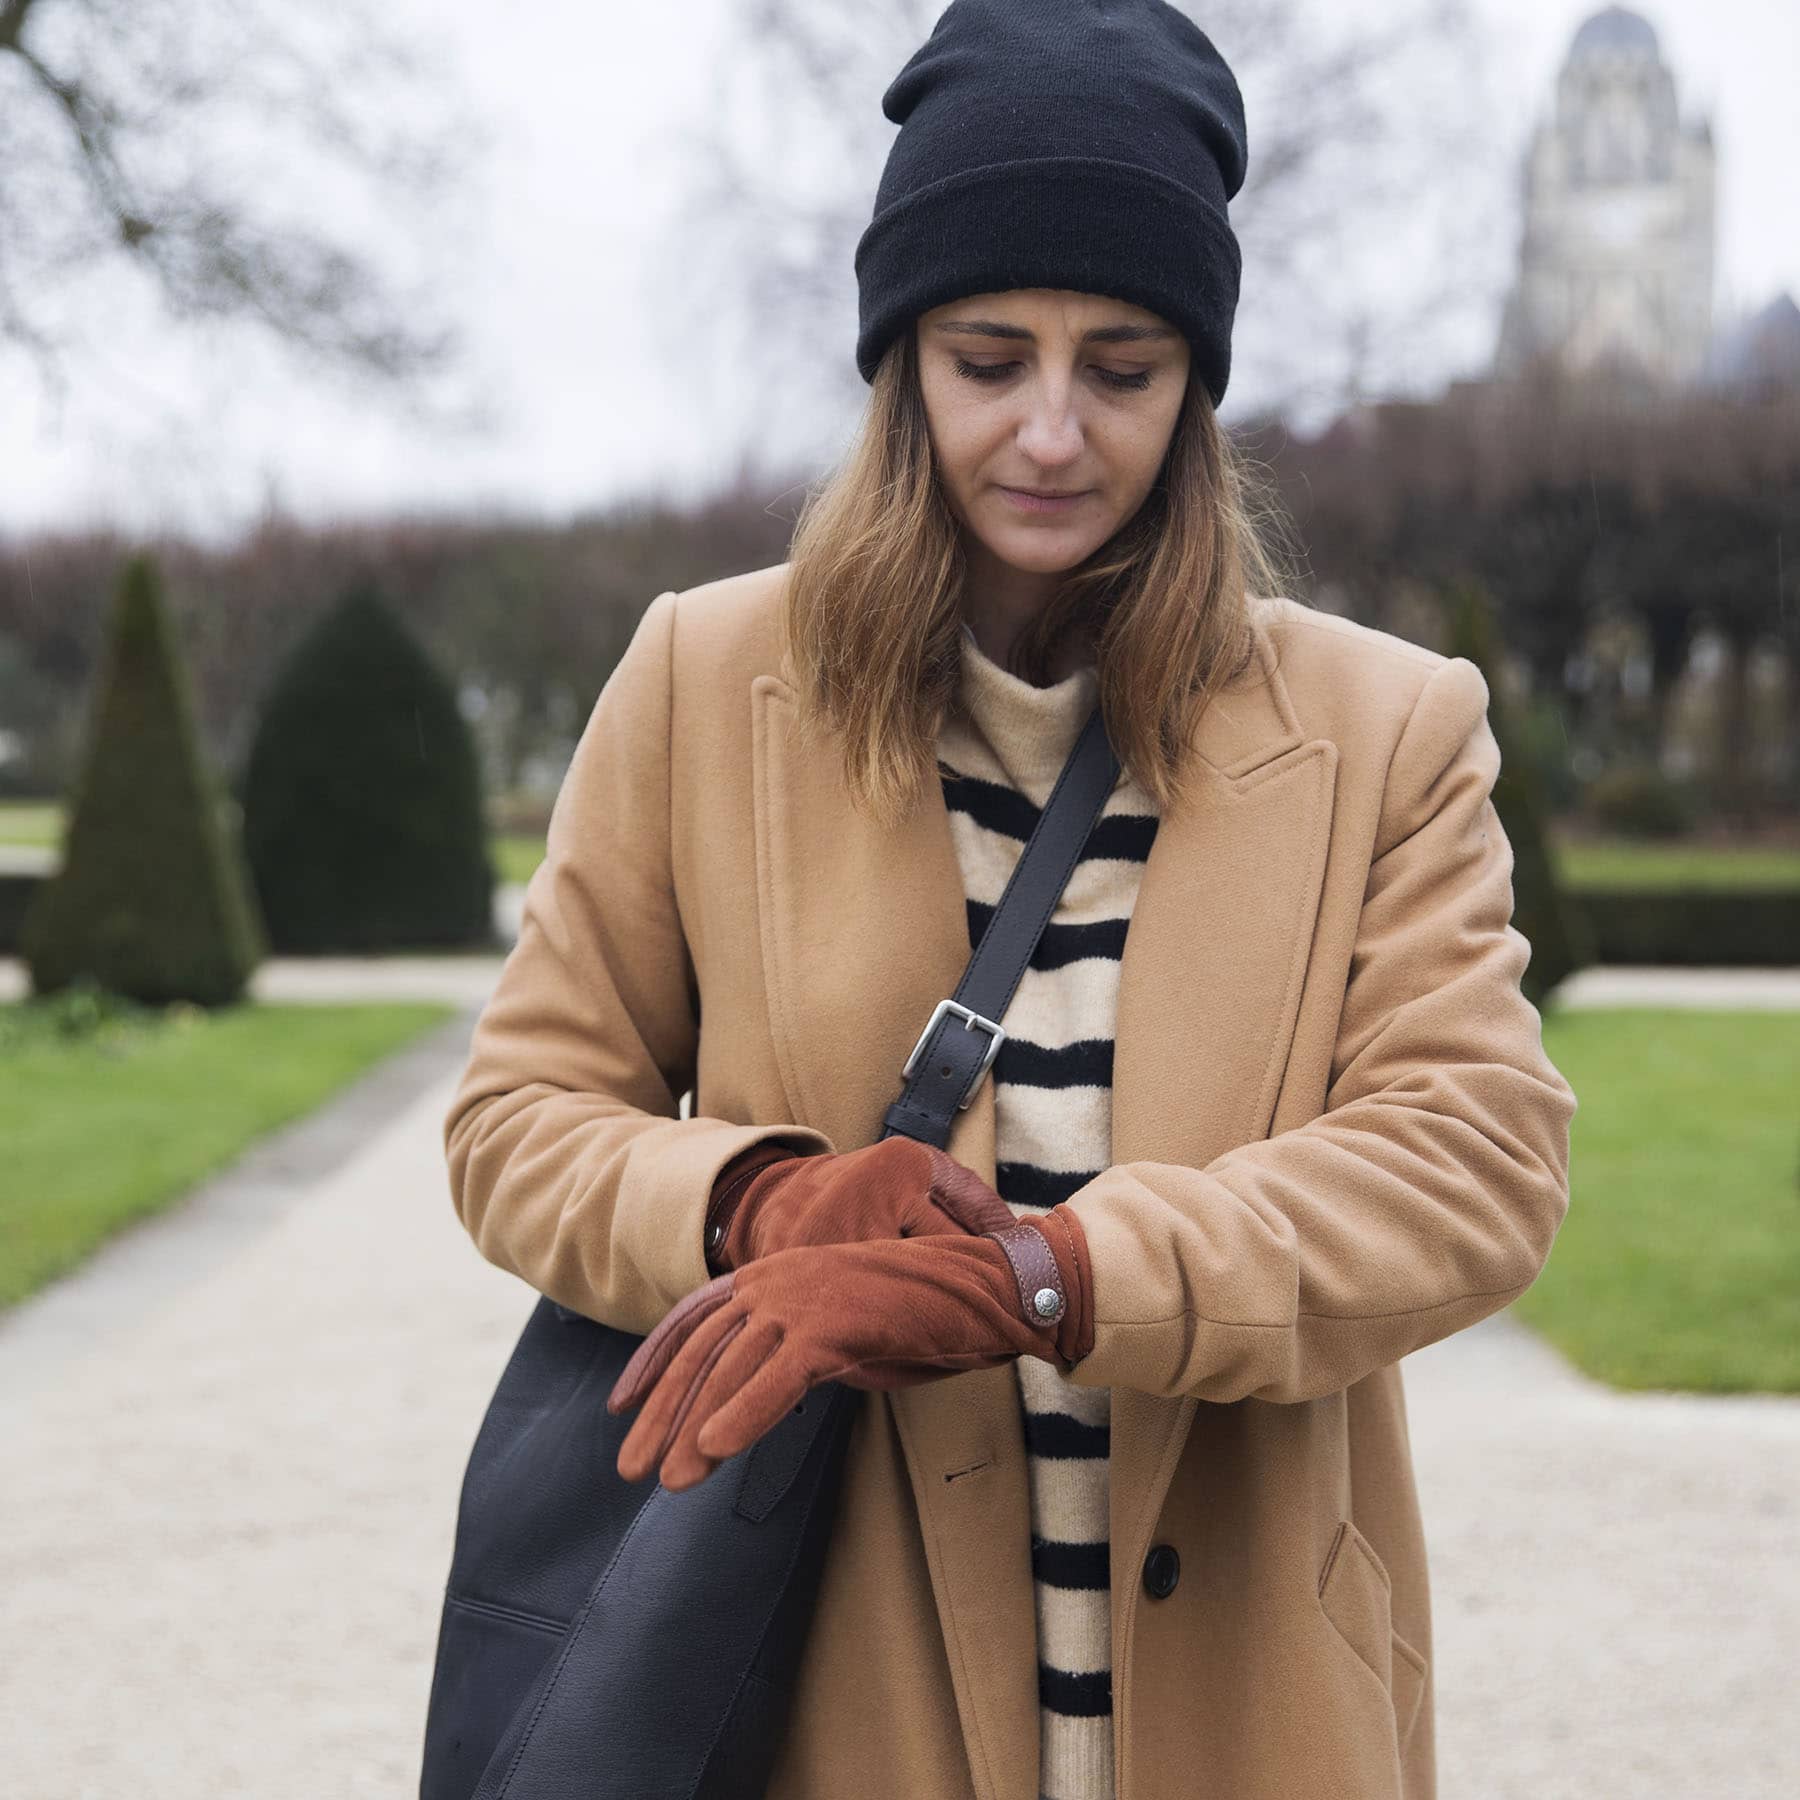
top-left (988, 528), bottom-right (1103, 573)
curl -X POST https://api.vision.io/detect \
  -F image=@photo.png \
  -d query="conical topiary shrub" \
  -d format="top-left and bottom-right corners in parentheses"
top-left (242, 581), bottom-right (493, 952)
top-left (1441, 576), bottom-right (1592, 1009)
top-left (20, 552), bottom-right (266, 1006)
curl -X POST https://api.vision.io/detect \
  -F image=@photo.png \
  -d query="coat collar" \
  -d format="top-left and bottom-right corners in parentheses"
top-left (751, 600), bottom-right (1339, 1800)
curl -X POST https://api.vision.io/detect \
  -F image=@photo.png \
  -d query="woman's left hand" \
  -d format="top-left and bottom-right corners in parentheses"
top-left (705, 1135), bottom-right (1018, 1274)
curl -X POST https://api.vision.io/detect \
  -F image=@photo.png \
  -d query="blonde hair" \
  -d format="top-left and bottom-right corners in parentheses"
top-left (784, 322), bottom-right (1304, 829)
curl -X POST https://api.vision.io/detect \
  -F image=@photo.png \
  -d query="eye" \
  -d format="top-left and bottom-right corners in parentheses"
top-left (951, 355), bottom-right (1153, 392)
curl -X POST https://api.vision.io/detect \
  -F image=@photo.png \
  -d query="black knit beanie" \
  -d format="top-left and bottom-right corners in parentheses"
top-left (854, 0), bottom-right (1249, 408)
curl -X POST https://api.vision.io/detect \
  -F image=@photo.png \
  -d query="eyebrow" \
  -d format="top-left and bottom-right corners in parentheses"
top-left (930, 318), bottom-right (1179, 346)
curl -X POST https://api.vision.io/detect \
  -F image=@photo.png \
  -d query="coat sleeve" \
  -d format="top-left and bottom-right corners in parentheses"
top-left (441, 586), bottom-right (834, 1335)
top-left (1062, 654), bottom-right (1578, 1405)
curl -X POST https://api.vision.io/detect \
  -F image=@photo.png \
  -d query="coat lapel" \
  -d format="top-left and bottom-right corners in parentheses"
top-left (749, 605), bottom-right (1338, 1800)
top-left (1102, 630), bottom-right (1339, 1713)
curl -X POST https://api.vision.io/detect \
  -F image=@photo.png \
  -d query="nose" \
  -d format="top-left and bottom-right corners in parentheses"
top-left (1013, 375), bottom-right (1084, 467)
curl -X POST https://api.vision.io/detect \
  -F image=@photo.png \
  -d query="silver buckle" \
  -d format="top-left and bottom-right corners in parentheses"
top-left (901, 998), bottom-right (1007, 1109)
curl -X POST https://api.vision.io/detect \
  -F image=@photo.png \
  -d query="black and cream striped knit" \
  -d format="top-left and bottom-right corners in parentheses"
top-left (937, 618), bottom-right (1161, 1800)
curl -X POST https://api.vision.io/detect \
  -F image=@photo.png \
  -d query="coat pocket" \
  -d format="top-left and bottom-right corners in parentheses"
top-left (1317, 1518), bottom-right (1430, 1751)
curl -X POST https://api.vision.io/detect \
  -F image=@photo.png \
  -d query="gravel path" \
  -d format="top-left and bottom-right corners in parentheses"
top-left (0, 1013), bottom-right (525, 1799)
top-left (1, 1004), bottom-right (1796, 1796)
top-left (1404, 1314), bottom-right (1800, 1798)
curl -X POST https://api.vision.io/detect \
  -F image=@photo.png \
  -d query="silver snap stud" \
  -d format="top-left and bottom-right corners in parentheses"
top-left (1033, 1287), bottom-right (1063, 1321)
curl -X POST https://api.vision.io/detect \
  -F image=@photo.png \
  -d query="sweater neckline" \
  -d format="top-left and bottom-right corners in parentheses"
top-left (953, 619), bottom-right (1099, 799)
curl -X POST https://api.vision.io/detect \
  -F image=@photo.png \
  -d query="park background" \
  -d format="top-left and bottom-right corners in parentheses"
top-left (1, 1), bottom-right (1796, 1795)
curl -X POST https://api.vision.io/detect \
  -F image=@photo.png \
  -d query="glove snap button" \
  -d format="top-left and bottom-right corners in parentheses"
top-left (1033, 1287), bottom-right (1064, 1322)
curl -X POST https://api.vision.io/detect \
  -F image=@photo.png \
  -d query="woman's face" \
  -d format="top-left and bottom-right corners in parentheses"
top-left (916, 288), bottom-right (1191, 581)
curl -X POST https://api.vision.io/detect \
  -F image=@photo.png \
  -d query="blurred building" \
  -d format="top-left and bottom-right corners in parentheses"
top-left (1494, 6), bottom-right (1717, 386)
top-left (1700, 291), bottom-right (1800, 394)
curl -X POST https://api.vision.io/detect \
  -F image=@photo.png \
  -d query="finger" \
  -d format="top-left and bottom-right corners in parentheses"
top-left (609, 1275), bottom-right (736, 1415)
top-left (648, 1312), bottom-right (753, 1492)
top-left (692, 1347), bottom-right (816, 1465)
top-left (607, 1275), bottom-right (735, 1416)
top-left (616, 1307), bottom-right (742, 1483)
top-left (657, 1315), bottom-right (785, 1491)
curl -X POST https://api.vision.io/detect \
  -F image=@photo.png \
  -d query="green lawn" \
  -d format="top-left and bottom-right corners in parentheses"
top-left (0, 991), bottom-right (457, 1309)
top-left (493, 832), bottom-right (547, 886)
top-left (1555, 839), bottom-right (1800, 890)
top-left (1518, 1008), bottom-right (1800, 1393)
top-left (0, 802), bottom-right (63, 848)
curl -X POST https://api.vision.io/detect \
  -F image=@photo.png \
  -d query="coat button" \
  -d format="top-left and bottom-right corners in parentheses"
top-left (1142, 1543), bottom-right (1180, 1599)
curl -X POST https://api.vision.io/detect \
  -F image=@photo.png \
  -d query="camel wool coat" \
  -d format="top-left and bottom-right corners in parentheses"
top-left (442, 562), bottom-right (1577, 1800)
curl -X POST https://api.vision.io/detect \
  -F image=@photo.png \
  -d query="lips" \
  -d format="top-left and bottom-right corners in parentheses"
top-left (998, 484), bottom-right (1091, 513)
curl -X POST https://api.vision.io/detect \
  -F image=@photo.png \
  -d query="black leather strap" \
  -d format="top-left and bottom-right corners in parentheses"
top-left (881, 702), bottom-right (1120, 1149)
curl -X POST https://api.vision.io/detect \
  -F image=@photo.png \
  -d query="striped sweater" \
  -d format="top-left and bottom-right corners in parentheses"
top-left (936, 619), bottom-right (1161, 1800)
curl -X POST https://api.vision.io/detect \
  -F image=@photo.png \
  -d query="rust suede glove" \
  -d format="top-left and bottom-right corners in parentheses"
top-left (607, 1206), bottom-right (1094, 1491)
top-left (703, 1136), bottom-right (1018, 1273)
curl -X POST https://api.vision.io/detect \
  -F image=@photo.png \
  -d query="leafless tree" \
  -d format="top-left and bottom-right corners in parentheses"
top-left (647, 0), bottom-right (1504, 456)
top-left (0, 0), bottom-right (479, 412)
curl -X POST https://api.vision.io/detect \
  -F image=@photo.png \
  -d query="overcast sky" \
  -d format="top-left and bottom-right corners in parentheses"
top-left (1, 0), bottom-right (1793, 543)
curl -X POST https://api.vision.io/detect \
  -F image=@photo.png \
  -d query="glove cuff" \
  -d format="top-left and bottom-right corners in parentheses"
top-left (1037, 1204), bottom-right (1095, 1368)
top-left (984, 1205), bottom-right (1094, 1370)
top-left (704, 1143), bottom-right (799, 1273)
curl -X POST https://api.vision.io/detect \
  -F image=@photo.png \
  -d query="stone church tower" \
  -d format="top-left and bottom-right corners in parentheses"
top-left (1494, 6), bottom-right (1715, 384)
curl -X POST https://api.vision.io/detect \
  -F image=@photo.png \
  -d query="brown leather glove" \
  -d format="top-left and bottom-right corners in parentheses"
top-left (703, 1137), bottom-right (1017, 1274)
top-left (607, 1206), bottom-right (1093, 1492)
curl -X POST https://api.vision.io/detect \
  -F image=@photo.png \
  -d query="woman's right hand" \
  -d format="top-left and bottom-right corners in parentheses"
top-left (607, 1219), bottom-right (1091, 1491)
top-left (705, 1135), bottom-right (1017, 1273)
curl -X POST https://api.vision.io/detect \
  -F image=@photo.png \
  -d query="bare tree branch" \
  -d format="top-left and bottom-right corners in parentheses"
top-left (0, 0), bottom-right (40, 54)
top-left (0, 0), bottom-right (480, 402)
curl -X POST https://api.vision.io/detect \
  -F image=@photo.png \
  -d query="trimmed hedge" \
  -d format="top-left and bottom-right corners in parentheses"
top-left (18, 554), bottom-right (264, 1006)
top-left (1573, 888), bottom-right (1800, 967)
top-left (0, 872), bottom-right (38, 952)
top-left (241, 581), bottom-right (494, 952)
top-left (1441, 578), bottom-right (1595, 1006)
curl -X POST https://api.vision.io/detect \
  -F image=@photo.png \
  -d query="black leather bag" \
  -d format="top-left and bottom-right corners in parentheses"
top-left (420, 703), bottom-right (1121, 1800)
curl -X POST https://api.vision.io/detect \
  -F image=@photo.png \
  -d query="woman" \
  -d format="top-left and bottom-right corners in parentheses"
top-left (442, 3), bottom-right (1577, 1797)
